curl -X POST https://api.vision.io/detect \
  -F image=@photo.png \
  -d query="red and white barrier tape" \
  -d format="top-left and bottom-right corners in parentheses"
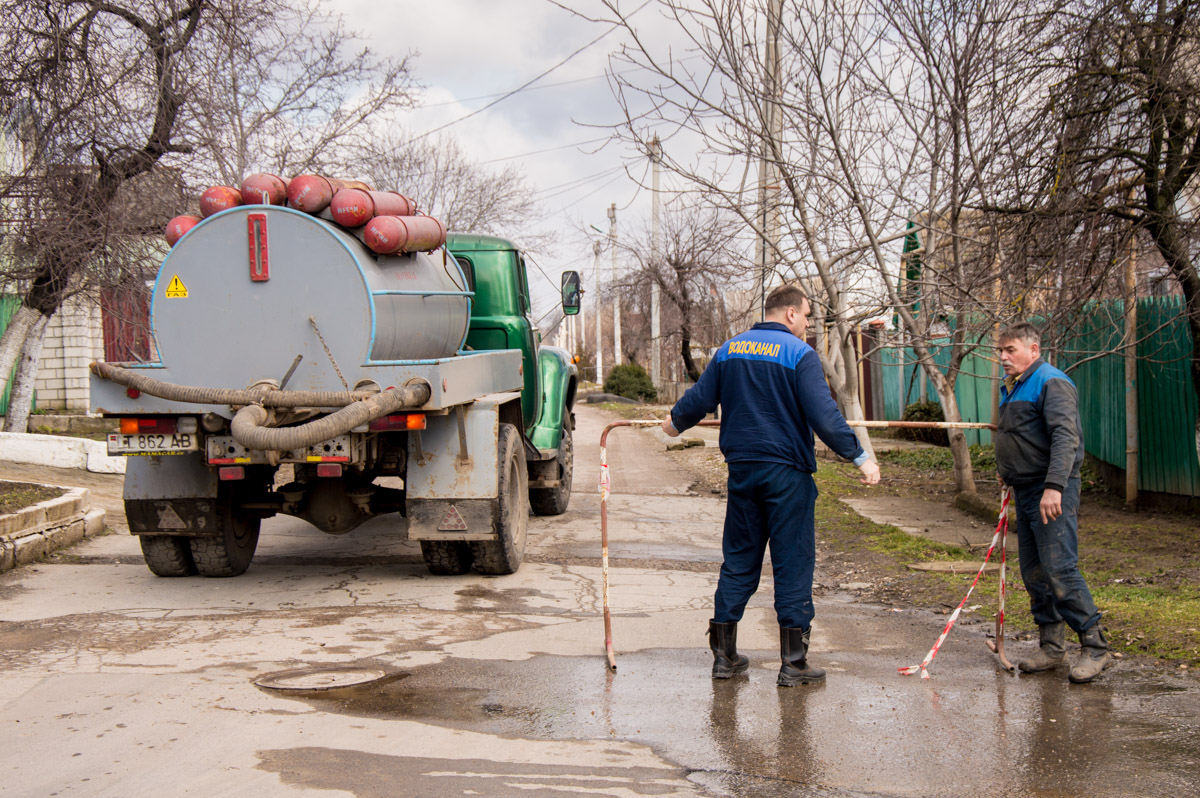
top-left (898, 488), bottom-right (1012, 679)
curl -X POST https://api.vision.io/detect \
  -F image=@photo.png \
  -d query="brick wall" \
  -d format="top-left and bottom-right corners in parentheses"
top-left (35, 295), bottom-right (105, 412)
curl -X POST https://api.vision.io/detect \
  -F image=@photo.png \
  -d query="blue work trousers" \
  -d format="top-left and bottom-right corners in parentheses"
top-left (713, 462), bottom-right (818, 629)
top-left (1013, 477), bottom-right (1101, 633)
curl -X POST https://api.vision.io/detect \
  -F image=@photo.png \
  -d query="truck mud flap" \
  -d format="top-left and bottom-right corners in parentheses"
top-left (407, 499), bottom-right (497, 541)
top-left (126, 499), bottom-right (220, 537)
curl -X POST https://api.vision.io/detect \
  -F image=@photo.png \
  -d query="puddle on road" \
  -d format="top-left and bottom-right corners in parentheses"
top-left (260, 649), bottom-right (1200, 797)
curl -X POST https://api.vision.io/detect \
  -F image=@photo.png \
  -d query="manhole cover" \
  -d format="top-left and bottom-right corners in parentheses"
top-left (255, 666), bottom-right (389, 692)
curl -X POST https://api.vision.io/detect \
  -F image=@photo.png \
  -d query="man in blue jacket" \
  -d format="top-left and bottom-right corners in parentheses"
top-left (996, 322), bottom-right (1110, 683)
top-left (663, 284), bottom-right (881, 685)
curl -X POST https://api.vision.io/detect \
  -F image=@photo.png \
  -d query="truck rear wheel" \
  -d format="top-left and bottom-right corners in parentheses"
top-left (139, 535), bottom-right (198, 577)
top-left (530, 419), bottom-right (573, 516)
top-left (471, 423), bottom-right (528, 575)
top-left (420, 541), bottom-right (474, 575)
top-left (189, 498), bottom-right (260, 577)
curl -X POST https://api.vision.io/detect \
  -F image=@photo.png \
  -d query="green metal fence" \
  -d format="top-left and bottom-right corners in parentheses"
top-left (1061, 296), bottom-right (1200, 498)
top-left (872, 297), bottom-right (1199, 497)
top-left (0, 295), bottom-right (21, 416)
top-left (876, 337), bottom-right (996, 446)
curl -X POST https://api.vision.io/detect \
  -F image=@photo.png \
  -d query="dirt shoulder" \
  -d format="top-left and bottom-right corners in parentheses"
top-left (604, 399), bottom-right (1200, 669)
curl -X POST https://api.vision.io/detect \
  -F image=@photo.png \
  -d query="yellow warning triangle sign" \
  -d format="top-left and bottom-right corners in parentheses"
top-left (165, 275), bottom-right (188, 298)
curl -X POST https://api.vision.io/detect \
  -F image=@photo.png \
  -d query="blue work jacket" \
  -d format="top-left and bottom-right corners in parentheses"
top-left (670, 322), bottom-right (866, 472)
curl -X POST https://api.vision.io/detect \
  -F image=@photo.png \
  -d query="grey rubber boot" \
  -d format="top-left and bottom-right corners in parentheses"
top-left (1018, 621), bottom-right (1067, 673)
top-left (708, 620), bottom-right (749, 679)
top-left (777, 626), bottom-right (826, 686)
top-left (1069, 625), bottom-right (1113, 684)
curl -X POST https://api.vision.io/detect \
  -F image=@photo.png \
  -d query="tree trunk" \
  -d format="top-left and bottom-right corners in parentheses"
top-left (0, 305), bottom-right (42, 394)
top-left (833, 329), bottom-right (875, 460)
top-left (4, 314), bottom-right (50, 433)
top-left (680, 320), bottom-right (701, 382)
top-left (929, 373), bottom-right (975, 494)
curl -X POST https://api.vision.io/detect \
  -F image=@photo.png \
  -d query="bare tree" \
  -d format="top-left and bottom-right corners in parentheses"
top-left (181, 0), bottom-right (418, 185)
top-left (615, 199), bottom-right (752, 381)
top-left (1029, 0), bottom-right (1200, 464)
top-left (356, 130), bottom-right (544, 246)
top-left (590, 0), bottom-right (1064, 490)
top-left (0, 0), bottom-right (206, 431)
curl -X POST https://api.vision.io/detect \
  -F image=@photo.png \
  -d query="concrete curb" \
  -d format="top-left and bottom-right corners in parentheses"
top-left (0, 486), bottom-right (108, 573)
top-left (0, 432), bottom-right (125, 474)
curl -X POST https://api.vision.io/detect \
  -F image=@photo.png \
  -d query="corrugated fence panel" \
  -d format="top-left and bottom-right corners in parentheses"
top-left (873, 300), bottom-right (1196, 497)
top-left (1061, 297), bottom-right (1198, 498)
top-left (1137, 296), bottom-right (1199, 497)
top-left (875, 336), bottom-right (997, 444)
top-left (0, 295), bottom-right (22, 416)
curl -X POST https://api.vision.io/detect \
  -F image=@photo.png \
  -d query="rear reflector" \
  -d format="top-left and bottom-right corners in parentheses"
top-left (218, 466), bottom-right (245, 481)
top-left (368, 413), bottom-right (427, 432)
top-left (315, 463), bottom-right (343, 478)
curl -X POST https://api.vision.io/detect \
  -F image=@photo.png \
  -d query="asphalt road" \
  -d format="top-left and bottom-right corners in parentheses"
top-left (1, 404), bottom-right (1198, 797)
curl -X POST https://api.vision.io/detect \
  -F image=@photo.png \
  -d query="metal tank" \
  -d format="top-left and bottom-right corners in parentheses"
top-left (150, 206), bottom-right (470, 392)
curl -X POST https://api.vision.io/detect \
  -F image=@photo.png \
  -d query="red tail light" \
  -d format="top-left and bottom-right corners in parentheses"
top-left (368, 413), bottom-right (427, 432)
top-left (118, 417), bottom-right (177, 435)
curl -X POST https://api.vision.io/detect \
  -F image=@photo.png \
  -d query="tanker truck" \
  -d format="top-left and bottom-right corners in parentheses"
top-left (89, 175), bottom-right (580, 578)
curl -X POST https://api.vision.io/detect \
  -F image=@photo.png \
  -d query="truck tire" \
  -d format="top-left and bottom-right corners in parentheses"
top-left (471, 423), bottom-right (528, 575)
top-left (189, 499), bottom-right (260, 577)
top-left (530, 420), bottom-right (572, 516)
top-left (420, 541), bottom-right (474, 575)
top-left (139, 535), bottom-right (198, 577)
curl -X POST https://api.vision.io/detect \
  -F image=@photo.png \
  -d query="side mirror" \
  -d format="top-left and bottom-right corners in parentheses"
top-left (561, 270), bottom-right (582, 316)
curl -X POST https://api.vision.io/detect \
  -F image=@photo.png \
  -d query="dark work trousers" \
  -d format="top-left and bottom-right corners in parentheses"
top-left (1013, 477), bottom-right (1101, 633)
top-left (713, 461), bottom-right (819, 629)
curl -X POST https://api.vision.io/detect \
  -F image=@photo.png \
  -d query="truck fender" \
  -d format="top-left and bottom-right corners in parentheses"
top-left (406, 392), bottom-right (522, 542)
top-left (529, 345), bottom-right (578, 453)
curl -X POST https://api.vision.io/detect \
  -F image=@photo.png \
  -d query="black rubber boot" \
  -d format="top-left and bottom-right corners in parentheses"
top-left (1069, 625), bottom-right (1113, 684)
top-left (777, 626), bottom-right (826, 686)
top-left (1018, 621), bottom-right (1067, 673)
top-left (708, 620), bottom-right (749, 679)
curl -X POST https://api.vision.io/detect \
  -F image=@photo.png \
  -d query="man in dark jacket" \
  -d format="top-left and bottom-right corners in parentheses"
top-left (996, 322), bottom-right (1110, 683)
top-left (663, 284), bottom-right (880, 686)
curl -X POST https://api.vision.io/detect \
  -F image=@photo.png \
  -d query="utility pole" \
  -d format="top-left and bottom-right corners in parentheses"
top-left (1125, 218), bottom-right (1139, 506)
top-left (593, 239), bottom-right (604, 384)
top-left (752, 0), bottom-right (783, 323)
top-left (609, 203), bottom-right (622, 366)
top-left (649, 135), bottom-right (662, 389)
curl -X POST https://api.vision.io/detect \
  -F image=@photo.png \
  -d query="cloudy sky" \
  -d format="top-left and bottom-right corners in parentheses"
top-left (328, 0), bottom-right (677, 320)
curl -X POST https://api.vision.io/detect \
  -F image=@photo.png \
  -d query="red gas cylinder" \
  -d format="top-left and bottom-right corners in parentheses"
top-left (199, 186), bottom-right (242, 217)
top-left (240, 173), bottom-right (288, 205)
top-left (286, 176), bottom-right (375, 213)
top-left (330, 189), bottom-right (417, 228)
top-left (364, 215), bottom-right (447, 255)
top-left (165, 215), bottom-right (201, 246)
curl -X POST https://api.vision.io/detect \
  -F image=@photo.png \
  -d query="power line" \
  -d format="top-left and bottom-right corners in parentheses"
top-left (419, 55), bottom-right (702, 109)
top-left (532, 165), bottom-right (626, 199)
top-left (479, 136), bottom-right (609, 165)
top-left (407, 0), bottom-right (652, 144)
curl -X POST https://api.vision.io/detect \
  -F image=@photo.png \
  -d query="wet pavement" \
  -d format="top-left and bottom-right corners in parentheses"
top-left (1, 405), bottom-right (1198, 796)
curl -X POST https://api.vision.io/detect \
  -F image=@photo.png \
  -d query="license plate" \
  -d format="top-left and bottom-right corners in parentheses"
top-left (107, 432), bottom-right (199, 456)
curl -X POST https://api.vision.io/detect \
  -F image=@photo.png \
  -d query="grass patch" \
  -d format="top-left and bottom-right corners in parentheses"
top-left (868, 529), bottom-right (969, 561)
top-left (0, 482), bottom-right (64, 515)
top-left (1091, 583), bottom-right (1200, 662)
top-left (593, 402), bottom-right (669, 421)
top-left (877, 444), bottom-right (996, 472)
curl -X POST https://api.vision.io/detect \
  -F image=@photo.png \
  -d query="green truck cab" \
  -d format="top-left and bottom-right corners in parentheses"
top-left (448, 234), bottom-right (578, 516)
